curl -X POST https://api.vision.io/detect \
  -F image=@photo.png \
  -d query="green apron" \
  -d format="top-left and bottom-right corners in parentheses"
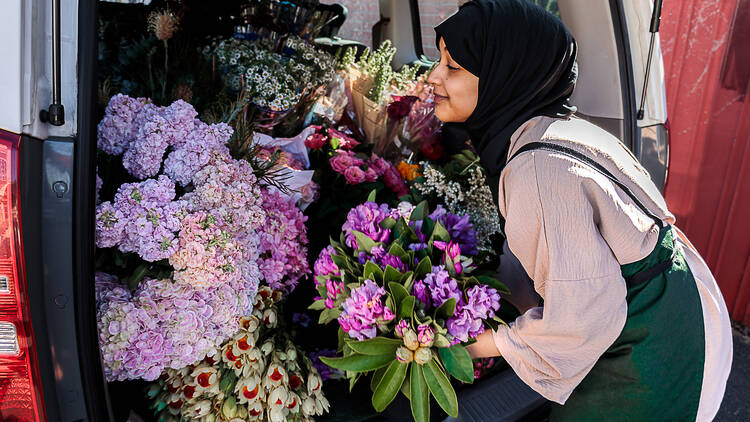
top-left (506, 142), bottom-right (706, 421)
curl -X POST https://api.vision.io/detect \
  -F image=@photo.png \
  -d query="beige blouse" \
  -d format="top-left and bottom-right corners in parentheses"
top-left (491, 116), bottom-right (733, 422)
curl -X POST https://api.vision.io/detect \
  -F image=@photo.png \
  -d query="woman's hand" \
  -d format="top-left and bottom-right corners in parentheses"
top-left (466, 329), bottom-right (502, 359)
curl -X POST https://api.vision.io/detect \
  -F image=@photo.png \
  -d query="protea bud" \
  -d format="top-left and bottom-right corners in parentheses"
top-left (307, 371), bottom-right (322, 394)
top-left (301, 394), bottom-right (316, 416)
top-left (414, 347), bottom-right (432, 365)
top-left (417, 324), bottom-right (435, 347)
top-left (240, 315), bottom-right (260, 333)
top-left (268, 386), bottom-right (289, 409)
top-left (403, 328), bottom-right (420, 351)
top-left (185, 399), bottom-right (212, 418)
top-left (147, 10), bottom-right (179, 41)
top-left (247, 401), bottom-right (264, 420)
top-left (261, 340), bottom-right (274, 356)
top-left (395, 320), bottom-right (409, 338)
top-left (396, 346), bottom-right (414, 363)
top-left (263, 308), bottom-right (278, 327)
top-left (221, 395), bottom-right (238, 419)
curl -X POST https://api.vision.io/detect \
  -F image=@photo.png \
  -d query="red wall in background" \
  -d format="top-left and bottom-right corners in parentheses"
top-left (660, 0), bottom-right (750, 324)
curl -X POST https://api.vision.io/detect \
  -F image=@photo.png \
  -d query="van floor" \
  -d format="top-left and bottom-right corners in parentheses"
top-left (715, 324), bottom-right (750, 421)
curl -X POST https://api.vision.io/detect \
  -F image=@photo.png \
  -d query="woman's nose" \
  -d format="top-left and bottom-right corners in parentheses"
top-left (427, 66), bottom-right (442, 86)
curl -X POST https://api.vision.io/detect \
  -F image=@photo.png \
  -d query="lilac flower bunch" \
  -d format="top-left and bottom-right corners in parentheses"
top-left (95, 175), bottom-right (184, 262)
top-left (169, 212), bottom-right (256, 289)
top-left (256, 190), bottom-right (311, 293)
top-left (163, 121), bottom-right (233, 186)
top-left (95, 95), bottom-right (314, 383)
top-left (96, 272), bottom-right (255, 381)
top-left (341, 201), bottom-right (396, 249)
top-left (338, 280), bottom-right (395, 340)
top-left (311, 199), bottom-right (508, 419)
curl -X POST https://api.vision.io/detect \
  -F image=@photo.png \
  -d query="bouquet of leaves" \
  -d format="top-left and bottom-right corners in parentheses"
top-left (309, 197), bottom-right (509, 421)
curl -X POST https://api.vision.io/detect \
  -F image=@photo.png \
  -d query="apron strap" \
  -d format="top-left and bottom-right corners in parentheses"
top-left (507, 142), bottom-right (665, 229)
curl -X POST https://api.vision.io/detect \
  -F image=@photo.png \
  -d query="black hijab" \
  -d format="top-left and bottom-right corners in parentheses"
top-left (435, 0), bottom-right (578, 187)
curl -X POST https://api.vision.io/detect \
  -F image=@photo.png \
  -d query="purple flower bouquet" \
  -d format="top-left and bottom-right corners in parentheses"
top-left (309, 197), bottom-right (509, 422)
top-left (94, 94), bottom-right (310, 381)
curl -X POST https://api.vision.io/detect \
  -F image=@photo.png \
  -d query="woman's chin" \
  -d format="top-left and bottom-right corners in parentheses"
top-left (433, 103), bottom-right (453, 123)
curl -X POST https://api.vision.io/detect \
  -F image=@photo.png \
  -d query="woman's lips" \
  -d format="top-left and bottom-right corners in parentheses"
top-left (434, 94), bottom-right (448, 103)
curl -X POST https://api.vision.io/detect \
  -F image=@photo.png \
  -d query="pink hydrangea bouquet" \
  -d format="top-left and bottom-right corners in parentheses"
top-left (147, 286), bottom-right (330, 422)
top-left (95, 94), bottom-right (310, 381)
top-left (309, 197), bottom-right (508, 421)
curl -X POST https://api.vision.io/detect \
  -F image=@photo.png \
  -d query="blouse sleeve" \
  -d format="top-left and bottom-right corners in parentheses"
top-left (491, 151), bottom-right (628, 405)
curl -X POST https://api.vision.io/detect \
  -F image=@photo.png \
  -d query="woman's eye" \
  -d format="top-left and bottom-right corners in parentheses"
top-left (447, 64), bottom-right (459, 71)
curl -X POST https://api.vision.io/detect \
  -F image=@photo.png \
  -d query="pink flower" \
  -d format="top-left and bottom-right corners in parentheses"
top-left (327, 128), bottom-right (359, 150)
top-left (434, 241), bottom-right (463, 274)
top-left (305, 133), bottom-right (328, 149)
top-left (383, 163), bottom-right (408, 197)
top-left (369, 156), bottom-right (390, 177)
top-left (338, 280), bottom-right (395, 340)
top-left (387, 95), bottom-right (419, 120)
top-left (363, 168), bottom-right (379, 183)
top-left (329, 151), bottom-right (355, 173)
top-left (344, 166), bottom-right (366, 185)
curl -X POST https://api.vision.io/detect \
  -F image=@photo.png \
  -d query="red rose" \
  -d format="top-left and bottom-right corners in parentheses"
top-left (387, 95), bottom-right (419, 120)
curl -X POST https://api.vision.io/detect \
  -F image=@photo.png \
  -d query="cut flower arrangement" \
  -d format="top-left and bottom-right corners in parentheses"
top-left (309, 197), bottom-right (509, 421)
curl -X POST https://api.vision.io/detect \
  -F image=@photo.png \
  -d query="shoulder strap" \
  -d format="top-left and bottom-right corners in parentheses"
top-left (507, 142), bottom-right (664, 229)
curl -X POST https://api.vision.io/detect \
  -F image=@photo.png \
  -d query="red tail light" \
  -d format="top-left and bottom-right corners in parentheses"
top-left (0, 129), bottom-right (45, 421)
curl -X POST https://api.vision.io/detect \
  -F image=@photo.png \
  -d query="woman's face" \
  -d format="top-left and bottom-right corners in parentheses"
top-left (427, 38), bottom-right (479, 123)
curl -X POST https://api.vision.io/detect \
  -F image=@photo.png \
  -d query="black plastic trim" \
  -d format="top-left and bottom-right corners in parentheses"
top-left (610, 0), bottom-right (638, 151)
top-left (409, 0), bottom-right (426, 60)
top-left (20, 135), bottom-right (61, 422)
top-left (76, 0), bottom-right (114, 420)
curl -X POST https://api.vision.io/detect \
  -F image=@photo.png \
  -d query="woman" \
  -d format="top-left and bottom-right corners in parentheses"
top-left (426, 1), bottom-right (733, 421)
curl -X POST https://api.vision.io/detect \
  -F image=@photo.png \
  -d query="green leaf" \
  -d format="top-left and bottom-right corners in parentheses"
top-left (308, 299), bottom-right (327, 311)
top-left (349, 373), bottom-right (361, 391)
top-left (219, 370), bottom-right (237, 394)
top-left (399, 296), bottom-right (415, 320)
top-left (433, 334), bottom-right (451, 348)
top-left (331, 254), bottom-right (349, 271)
top-left (401, 374), bottom-right (411, 400)
top-left (401, 272), bottom-right (415, 292)
top-left (384, 265), bottom-right (403, 283)
top-left (380, 217), bottom-right (397, 230)
top-left (431, 221), bottom-right (450, 243)
top-left (389, 282), bottom-right (409, 309)
top-left (423, 358), bottom-right (458, 417)
top-left (319, 308), bottom-right (342, 324)
top-left (477, 275), bottom-right (511, 294)
top-left (388, 242), bottom-right (408, 261)
top-left (320, 353), bottom-right (394, 372)
top-left (438, 344), bottom-right (475, 383)
top-left (410, 200), bottom-right (429, 222)
top-left (338, 327), bottom-right (348, 351)
top-left (353, 231), bottom-right (377, 253)
top-left (410, 363), bottom-right (430, 422)
top-left (435, 297), bottom-right (457, 319)
top-left (367, 189), bottom-right (377, 203)
top-left (346, 337), bottom-right (402, 356)
top-left (372, 360), bottom-right (409, 412)
top-left (364, 261), bottom-right (384, 282)
top-left (371, 366), bottom-right (388, 392)
top-left (414, 256), bottom-right (432, 279)
top-left (331, 136), bottom-right (341, 150)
